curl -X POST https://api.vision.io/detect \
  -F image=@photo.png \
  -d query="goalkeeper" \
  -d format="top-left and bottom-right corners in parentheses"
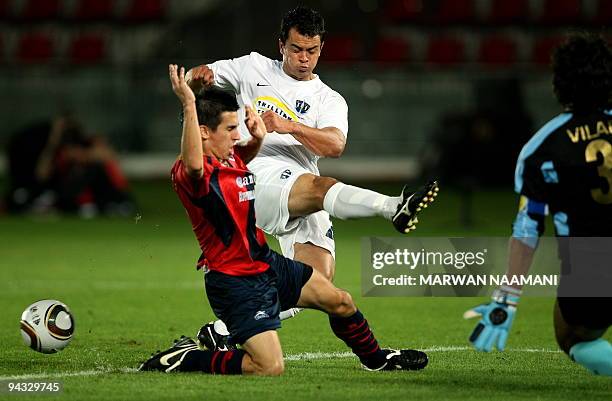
top-left (465, 33), bottom-right (612, 376)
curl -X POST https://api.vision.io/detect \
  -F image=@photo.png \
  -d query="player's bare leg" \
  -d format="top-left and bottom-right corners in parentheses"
top-left (294, 242), bottom-right (335, 280)
top-left (240, 331), bottom-right (284, 376)
top-left (553, 300), bottom-right (612, 375)
top-left (296, 268), bottom-right (428, 371)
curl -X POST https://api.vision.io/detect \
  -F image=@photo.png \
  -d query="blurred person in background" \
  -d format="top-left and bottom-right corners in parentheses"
top-left (3, 114), bottom-right (135, 217)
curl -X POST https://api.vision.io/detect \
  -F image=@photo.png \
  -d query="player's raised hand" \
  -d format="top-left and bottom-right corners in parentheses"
top-left (244, 105), bottom-right (267, 140)
top-left (464, 289), bottom-right (520, 352)
top-left (261, 110), bottom-right (293, 134)
top-left (185, 64), bottom-right (214, 93)
top-left (169, 64), bottom-right (196, 107)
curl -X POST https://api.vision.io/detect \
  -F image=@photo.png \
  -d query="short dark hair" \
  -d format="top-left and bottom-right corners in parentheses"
top-left (180, 88), bottom-right (239, 130)
top-left (280, 6), bottom-right (325, 43)
top-left (552, 33), bottom-right (612, 113)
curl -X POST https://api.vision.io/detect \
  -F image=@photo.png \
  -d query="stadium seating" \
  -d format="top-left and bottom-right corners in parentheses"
top-left (124, 0), bottom-right (165, 22)
top-left (373, 36), bottom-right (411, 64)
top-left (531, 35), bottom-right (565, 66)
top-left (593, 0), bottom-right (612, 26)
top-left (320, 35), bottom-right (362, 64)
top-left (383, 0), bottom-right (421, 23)
top-left (73, 0), bottom-right (115, 21)
top-left (539, 0), bottom-right (582, 24)
top-left (478, 35), bottom-right (518, 66)
top-left (433, 0), bottom-right (475, 24)
top-left (489, 0), bottom-right (529, 24)
top-left (426, 36), bottom-right (465, 65)
top-left (21, 0), bottom-right (61, 20)
top-left (68, 33), bottom-right (106, 64)
top-left (16, 31), bottom-right (54, 63)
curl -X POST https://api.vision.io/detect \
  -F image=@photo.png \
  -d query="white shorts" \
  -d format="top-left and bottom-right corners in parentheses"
top-left (247, 158), bottom-right (335, 259)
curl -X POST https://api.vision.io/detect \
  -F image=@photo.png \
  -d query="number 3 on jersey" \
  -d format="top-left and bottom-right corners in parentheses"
top-left (585, 139), bottom-right (612, 204)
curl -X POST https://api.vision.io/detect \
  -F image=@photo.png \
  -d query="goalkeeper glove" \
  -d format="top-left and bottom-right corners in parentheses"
top-left (464, 286), bottom-right (521, 352)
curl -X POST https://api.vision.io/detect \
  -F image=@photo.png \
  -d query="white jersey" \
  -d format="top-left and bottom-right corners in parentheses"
top-left (208, 52), bottom-right (348, 174)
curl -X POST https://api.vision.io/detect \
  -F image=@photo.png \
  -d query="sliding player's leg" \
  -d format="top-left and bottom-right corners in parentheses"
top-left (296, 265), bottom-right (428, 371)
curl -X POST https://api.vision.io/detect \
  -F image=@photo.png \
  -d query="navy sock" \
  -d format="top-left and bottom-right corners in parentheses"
top-left (180, 349), bottom-right (245, 374)
top-left (329, 310), bottom-right (387, 369)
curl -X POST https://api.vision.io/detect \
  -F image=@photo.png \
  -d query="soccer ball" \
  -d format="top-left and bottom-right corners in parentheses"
top-left (20, 299), bottom-right (75, 354)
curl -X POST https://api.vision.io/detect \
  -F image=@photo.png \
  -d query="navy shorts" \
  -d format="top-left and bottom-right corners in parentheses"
top-left (204, 251), bottom-right (313, 345)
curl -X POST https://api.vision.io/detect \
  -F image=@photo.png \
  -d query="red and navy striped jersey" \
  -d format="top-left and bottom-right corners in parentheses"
top-left (171, 153), bottom-right (271, 276)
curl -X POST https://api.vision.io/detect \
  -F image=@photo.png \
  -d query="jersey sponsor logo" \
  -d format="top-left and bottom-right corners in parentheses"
top-left (256, 83), bottom-right (270, 87)
top-left (253, 96), bottom-right (298, 121)
top-left (280, 169), bottom-right (292, 179)
top-left (239, 190), bottom-right (255, 202)
top-left (235, 175), bottom-right (255, 188)
top-left (254, 311), bottom-right (269, 320)
top-left (295, 99), bottom-right (311, 114)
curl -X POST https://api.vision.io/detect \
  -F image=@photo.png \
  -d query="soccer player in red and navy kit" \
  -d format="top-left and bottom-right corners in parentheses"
top-left (138, 65), bottom-right (429, 375)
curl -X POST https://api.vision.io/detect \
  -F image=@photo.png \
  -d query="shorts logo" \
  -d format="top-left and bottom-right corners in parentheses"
top-left (254, 311), bottom-right (269, 320)
top-left (280, 169), bottom-right (292, 179)
top-left (295, 100), bottom-right (310, 114)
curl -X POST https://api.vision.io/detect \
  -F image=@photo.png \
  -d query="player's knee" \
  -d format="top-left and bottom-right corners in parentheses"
top-left (328, 290), bottom-right (357, 317)
top-left (259, 358), bottom-right (284, 376)
top-left (311, 176), bottom-right (338, 205)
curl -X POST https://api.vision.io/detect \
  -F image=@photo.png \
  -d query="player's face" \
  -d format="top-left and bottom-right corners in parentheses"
top-left (207, 111), bottom-right (240, 161)
top-left (280, 27), bottom-right (322, 81)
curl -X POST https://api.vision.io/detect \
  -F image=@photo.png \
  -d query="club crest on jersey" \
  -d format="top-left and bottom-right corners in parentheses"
top-left (295, 99), bottom-right (310, 114)
top-left (235, 175), bottom-right (255, 188)
top-left (280, 169), bottom-right (292, 179)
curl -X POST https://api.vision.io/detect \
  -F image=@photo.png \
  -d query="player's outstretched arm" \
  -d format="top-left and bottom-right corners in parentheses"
top-left (465, 238), bottom-right (536, 352)
top-left (235, 106), bottom-right (267, 164)
top-left (260, 110), bottom-right (346, 158)
top-left (169, 64), bottom-right (202, 178)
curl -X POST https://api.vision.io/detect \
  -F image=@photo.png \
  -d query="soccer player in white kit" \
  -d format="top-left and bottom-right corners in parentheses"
top-left (187, 6), bottom-right (438, 349)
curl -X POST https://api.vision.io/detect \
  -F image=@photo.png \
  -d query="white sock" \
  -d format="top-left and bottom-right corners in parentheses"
top-left (279, 308), bottom-right (303, 321)
top-left (323, 182), bottom-right (401, 221)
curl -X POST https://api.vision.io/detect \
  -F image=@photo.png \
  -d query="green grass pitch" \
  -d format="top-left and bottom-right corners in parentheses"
top-left (0, 182), bottom-right (610, 400)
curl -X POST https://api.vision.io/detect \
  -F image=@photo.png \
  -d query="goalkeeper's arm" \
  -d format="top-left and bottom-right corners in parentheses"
top-left (464, 196), bottom-right (546, 352)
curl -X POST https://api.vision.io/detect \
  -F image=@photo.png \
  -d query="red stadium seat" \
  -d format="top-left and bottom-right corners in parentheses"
top-left (124, 0), bottom-right (165, 21)
top-left (383, 0), bottom-right (422, 23)
top-left (539, 0), bottom-right (582, 24)
top-left (433, 0), bottom-right (475, 23)
top-left (0, 0), bottom-right (11, 19)
top-left (321, 35), bottom-right (362, 64)
top-left (373, 36), bottom-right (410, 64)
top-left (69, 33), bottom-right (106, 64)
top-left (478, 35), bottom-right (518, 66)
top-left (532, 35), bottom-right (565, 66)
top-left (21, 0), bottom-right (60, 20)
top-left (74, 0), bottom-right (115, 21)
top-left (489, 0), bottom-right (529, 24)
top-left (16, 32), bottom-right (54, 63)
top-left (426, 36), bottom-right (465, 65)
top-left (593, 0), bottom-right (612, 25)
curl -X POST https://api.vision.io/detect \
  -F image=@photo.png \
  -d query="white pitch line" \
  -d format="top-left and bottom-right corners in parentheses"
top-left (0, 347), bottom-right (562, 381)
